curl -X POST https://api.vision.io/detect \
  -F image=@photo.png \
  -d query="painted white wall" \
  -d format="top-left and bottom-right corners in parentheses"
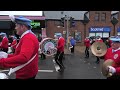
top-left (0, 11), bottom-right (42, 16)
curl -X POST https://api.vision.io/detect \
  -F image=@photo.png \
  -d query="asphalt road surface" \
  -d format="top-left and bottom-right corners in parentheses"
top-left (0, 46), bottom-right (106, 79)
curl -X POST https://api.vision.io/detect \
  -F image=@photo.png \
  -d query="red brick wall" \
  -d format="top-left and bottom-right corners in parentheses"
top-left (46, 20), bottom-right (84, 41)
top-left (87, 11), bottom-right (113, 36)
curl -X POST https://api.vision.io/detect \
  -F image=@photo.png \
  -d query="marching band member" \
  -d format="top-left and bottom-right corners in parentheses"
top-left (10, 36), bottom-right (17, 53)
top-left (0, 32), bottom-right (9, 53)
top-left (95, 36), bottom-right (103, 64)
top-left (104, 36), bottom-right (120, 79)
top-left (105, 37), bottom-right (112, 48)
top-left (55, 35), bottom-right (65, 72)
top-left (84, 37), bottom-right (90, 58)
top-left (0, 16), bottom-right (39, 79)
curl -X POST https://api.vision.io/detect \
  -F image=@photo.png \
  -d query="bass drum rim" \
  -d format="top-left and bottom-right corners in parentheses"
top-left (40, 38), bottom-right (57, 56)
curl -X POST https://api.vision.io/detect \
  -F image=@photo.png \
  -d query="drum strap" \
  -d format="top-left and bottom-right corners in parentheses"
top-left (7, 53), bottom-right (37, 76)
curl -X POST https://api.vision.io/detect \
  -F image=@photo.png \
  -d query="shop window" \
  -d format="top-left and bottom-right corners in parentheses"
top-left (95, 12), bottom-right (100, 21)
top-left (101, 13), bottom-right (106, 21)
top-left (0, 21), bottom-right (11, 29)
top-left (74, 32), bottom-right (82, 42)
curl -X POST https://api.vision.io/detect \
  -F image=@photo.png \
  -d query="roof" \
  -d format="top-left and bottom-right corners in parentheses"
top-left (44, 11), bottom-right (88, 20)
top-left (0, 11), bottom-right (42, 16)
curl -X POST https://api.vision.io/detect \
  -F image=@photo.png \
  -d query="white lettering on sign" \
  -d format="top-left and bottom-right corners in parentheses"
top-left (90, 28), bottom-right (104, 32)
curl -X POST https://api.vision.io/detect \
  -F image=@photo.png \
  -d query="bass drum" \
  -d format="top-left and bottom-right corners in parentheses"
top-left (40, 38), bottom-right (57, 56)
top-left (0, 52), bottom-right (9, 79)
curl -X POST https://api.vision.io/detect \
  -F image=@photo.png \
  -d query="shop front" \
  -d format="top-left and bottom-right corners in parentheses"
top-left (0, 15), bottom-right (45, 37)
top-left (89, 27), bottom-right (111, 37)
top-left (117, 27), bottom-right (120, 36)
top-left (89, 27), bottom-right (111, 41)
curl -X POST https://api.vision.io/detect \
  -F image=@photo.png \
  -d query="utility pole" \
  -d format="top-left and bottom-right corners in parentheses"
top-left (66, 15), bottom-right (69, 50)
top-left (61, 14), bottom-right (70, 51)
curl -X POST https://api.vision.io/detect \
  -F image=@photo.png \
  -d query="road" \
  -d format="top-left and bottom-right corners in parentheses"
top-left (35, 46), bottom-right (106, 79)
top-left (1, 45), bottom-right (106, 79)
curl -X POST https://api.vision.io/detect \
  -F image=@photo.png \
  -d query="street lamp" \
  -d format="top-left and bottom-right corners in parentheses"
top-left (111, 17), bottom-right (118, 36)
top-left (61, 15), bottom-right (70, 50)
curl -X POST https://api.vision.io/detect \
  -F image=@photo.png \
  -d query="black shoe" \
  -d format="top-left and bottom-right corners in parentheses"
top-left (58, 67), bottom-right (65, 72)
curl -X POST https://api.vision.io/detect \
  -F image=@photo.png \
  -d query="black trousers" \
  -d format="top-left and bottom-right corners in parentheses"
top-left (55, 51), bottom-right (64, 69)
top-left (96, 56), bottom-right (100, 62)
top-left (85, 47), bottom-right (89, 57)
top-left (71, 45), bottom-right (75, 53)
top-left (41, 53), bottom-right (46, 59)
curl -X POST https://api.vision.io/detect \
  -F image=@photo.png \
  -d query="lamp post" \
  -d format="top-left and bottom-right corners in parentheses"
top-left (65, 15), bottom-right (69, 50)
top-left (111, 17), bottom-right (118, 36)
top-left (61, 14), bottom-right (74, 51)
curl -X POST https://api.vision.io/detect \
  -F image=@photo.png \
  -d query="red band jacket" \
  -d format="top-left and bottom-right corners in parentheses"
top-left (0, 31), bottom-right (39, 79)
top-left (104, 47), bottom-right (120, 75)
top-left (0, 37), bottom-right (8, 49)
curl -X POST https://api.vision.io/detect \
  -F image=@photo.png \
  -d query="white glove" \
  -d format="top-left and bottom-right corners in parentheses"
top-left (107, 66), bottom-right (116, 74)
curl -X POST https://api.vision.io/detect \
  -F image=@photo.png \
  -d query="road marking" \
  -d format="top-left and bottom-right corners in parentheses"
top-left (38, 70), bottom-right (54, 72)
top-left (53, 59), bottom-right (60, 72)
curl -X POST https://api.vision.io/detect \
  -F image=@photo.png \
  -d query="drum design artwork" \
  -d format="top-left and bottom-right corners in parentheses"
top-left (40, 38), bottom-right (57, 56)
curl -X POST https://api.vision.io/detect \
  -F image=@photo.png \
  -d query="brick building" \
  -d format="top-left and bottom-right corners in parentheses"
top-left (44, 11), bottom-right (119, 43)
top-left (44, 11), bottom-right (87, 43)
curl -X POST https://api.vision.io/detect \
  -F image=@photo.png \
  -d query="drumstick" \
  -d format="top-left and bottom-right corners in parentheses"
top-left (107, 72), bottom-right (113, 77)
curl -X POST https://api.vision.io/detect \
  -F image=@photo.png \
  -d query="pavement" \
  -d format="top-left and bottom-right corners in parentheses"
top-left (64, 45), bottom-right (86, 54)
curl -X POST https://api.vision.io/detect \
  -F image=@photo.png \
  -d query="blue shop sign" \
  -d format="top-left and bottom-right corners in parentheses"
top-left (89, 27), bottom-right (111, 32)
top-left (117, 27), bottom-right (120, 32)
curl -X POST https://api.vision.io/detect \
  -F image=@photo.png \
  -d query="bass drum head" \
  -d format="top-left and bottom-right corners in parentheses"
top-left (0, 73), bottom-right (8, 79)
top-left (40, 38), bottom-right (57, 56)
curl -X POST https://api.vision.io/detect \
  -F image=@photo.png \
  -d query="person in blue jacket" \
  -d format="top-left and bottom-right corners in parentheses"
top-left (70, 37), bottom-right (76, 53)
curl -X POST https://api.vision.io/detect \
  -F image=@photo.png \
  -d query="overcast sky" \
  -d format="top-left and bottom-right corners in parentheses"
top-left (0, 11), bottom-right (42, 16)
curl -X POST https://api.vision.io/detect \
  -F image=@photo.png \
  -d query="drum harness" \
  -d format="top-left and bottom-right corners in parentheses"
top-left (8, 53), bottom-right (37, 76)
